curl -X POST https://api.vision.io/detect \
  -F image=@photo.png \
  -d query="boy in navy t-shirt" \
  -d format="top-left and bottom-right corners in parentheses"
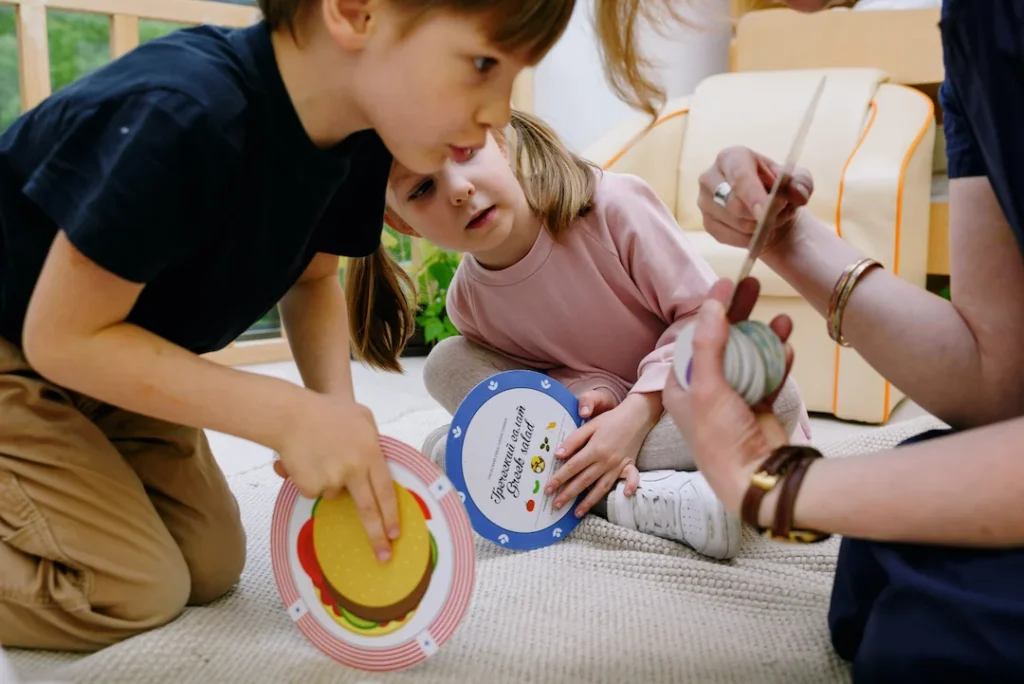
top-left (0, 0), bottom-right (574, 650)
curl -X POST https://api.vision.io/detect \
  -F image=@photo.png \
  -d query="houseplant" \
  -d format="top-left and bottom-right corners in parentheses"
top-left (404, 242), bottom-right (462, 356)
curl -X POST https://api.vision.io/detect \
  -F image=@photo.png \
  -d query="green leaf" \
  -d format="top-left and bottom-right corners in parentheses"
top-left (428, 261), bottom-right (454, 291)
top-left (443, 317), bottom-right (460, 337)
top-left (423, 319), bottom-right (446, 343)
top-left (423, 299), bottom-right (444, 317)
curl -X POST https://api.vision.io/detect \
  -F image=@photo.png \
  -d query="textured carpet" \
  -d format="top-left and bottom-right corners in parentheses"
top-left (5, 411), bottom-right (948, 684)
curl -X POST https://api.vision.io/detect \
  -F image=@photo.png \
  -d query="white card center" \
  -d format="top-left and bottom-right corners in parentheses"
top-left (461, 387), bottom-right (576, 533)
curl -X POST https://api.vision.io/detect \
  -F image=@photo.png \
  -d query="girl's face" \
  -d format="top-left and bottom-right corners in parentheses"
top-left (349, 5), bottom-right (530, 175)
top-left (386, 132), bottom-right (527, 255)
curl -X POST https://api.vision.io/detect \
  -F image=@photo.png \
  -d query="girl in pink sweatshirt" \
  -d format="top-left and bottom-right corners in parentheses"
top-left (362, 110), bottom-right (811, 561)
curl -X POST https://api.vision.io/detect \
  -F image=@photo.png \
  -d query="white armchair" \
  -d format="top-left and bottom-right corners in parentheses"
top-left (582, 68), bottom-right (935, 423)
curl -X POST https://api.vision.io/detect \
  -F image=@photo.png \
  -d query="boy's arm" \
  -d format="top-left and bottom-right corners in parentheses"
top-left (24, 232), bottom-right (317, 452)
top-left (279, 252), bottom-right (355, 400)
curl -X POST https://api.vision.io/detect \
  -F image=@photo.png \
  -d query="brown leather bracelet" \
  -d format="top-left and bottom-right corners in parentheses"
top-left (740, 446), bottom-right (806, 530)
top-left (768, 449), bottom-right (832, 544)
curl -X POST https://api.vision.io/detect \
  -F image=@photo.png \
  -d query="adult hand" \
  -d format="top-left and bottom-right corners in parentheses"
top-left (697, 146), bottom-right (814, 252)
top-left (662, 277), bottom-right (795, 514)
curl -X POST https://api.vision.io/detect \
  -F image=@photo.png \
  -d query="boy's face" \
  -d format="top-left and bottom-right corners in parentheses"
top-left (349, 5), bottom-right (530, 174)
top-left (385, 132), bottom-right (525, 254)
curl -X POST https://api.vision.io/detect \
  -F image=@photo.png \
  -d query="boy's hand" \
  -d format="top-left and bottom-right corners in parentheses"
top-left (546, 391), bottom-right (662, 518)
top-left (272, 397), bottom-right (400, 562)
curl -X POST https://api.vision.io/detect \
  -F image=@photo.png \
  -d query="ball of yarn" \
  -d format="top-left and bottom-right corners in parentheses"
top-left (672, 319), bottom-right (787, 405)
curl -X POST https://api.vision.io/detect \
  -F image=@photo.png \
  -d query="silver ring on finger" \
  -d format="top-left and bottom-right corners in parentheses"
top-left (712, 181), bottom-right (733, 209)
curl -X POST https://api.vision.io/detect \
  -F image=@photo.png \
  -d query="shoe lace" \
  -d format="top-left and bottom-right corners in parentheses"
top-left (631, 487), bottom-right (681, 539)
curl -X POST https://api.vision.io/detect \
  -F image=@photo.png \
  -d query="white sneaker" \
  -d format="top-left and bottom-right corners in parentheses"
top-left (421, 424), bottom-right (450, 471)
top-left (607, 470), bottom-right (741, 560)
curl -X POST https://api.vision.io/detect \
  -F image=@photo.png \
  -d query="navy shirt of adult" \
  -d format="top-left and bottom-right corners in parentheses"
top-left (938, 0), bottom-right (1024, 252)
top-left (0, 20), bottom-right (392, 356)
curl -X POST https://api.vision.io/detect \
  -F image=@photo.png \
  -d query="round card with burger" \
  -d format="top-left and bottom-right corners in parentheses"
top-left (446, 369), bottom-right (587, 551)
top-left (270, 436), bottom-right (475, 672)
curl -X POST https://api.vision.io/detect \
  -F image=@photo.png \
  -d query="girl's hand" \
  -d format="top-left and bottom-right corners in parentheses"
top-left (662, 277), bottom-right (794, 514)
top-left (576, 386), bottom-right (620, 419)
top-left (546, 391), bottom-right (661, 518)
top-left (697, 146), bottom-right (814, 253)
top-left (271, 396), bottom-right (400, 562)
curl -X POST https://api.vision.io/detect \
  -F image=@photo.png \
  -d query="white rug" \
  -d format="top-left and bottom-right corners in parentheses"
top-left (5, 411), bottom-right (948, 684)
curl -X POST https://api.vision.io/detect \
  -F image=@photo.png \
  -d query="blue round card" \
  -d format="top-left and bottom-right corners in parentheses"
top-left (446, 370), bottom-right (586, 551)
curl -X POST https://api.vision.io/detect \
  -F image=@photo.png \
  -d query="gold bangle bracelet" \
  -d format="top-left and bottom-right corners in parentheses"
top-left (828, 258), bottom-right (882, 346)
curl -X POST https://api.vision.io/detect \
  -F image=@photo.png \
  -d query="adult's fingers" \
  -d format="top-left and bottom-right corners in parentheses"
top-left (689, 297), bottom-right (733, 397)
top-left (347, 474), bottom-right (392, 563)
top-left (369, 457), bottom-right (401, 541)
top-left (755, 314), bottom-right (796, 411)
top-left (789, 166), bottom-right (814, 204)
top-left (768, 312), bottom-right (793, 343)
top-left (718, 146), bottom-right (772, 218)
top-left (726, 277), bottom-right (761, 323)
top-left (699, 162), bottom-right (760, 224)
top-left (757, 156), bottom-right (814, 206)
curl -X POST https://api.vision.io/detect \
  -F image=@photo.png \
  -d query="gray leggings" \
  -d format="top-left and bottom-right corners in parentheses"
top-left (422, 336), bottom-right (808, 473)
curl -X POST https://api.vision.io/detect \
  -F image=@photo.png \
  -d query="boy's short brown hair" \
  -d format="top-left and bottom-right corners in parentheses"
top-left (259, 0), bottom-right (575, 64)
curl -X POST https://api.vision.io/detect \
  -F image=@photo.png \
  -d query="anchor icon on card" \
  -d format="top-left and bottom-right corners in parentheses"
top-left (488, 380), bottom-right (498, 391)
top-left (498, 533), bottom-right (509, 545)
top-left (540, 379), bottom-right (551, 389)
top-left (552, 528), bottom-right (563, 539)
top-left (451, 426), bottom-right (462, 439)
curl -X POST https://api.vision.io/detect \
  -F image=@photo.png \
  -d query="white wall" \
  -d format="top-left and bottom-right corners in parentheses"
top-left (533, 0), bottom-right (733, 151)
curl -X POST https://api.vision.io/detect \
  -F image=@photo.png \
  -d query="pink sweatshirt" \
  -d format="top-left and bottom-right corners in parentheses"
top-left (445, 171), bottom-right (811, 439)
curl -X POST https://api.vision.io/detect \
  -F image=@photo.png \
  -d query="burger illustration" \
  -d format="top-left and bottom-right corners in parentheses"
top-left (297, 482), bottom-right (437, 637)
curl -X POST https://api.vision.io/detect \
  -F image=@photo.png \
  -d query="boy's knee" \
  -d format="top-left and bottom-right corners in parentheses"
top-left (101, 545), bottom-right (192, 633)
top-left (182, 505), bottom-right (247, 606)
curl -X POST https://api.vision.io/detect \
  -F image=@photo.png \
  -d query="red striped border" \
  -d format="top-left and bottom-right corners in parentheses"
top-left (270, 435), bottom-right (475, 672)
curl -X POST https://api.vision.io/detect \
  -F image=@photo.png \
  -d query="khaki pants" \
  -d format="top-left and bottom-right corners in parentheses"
top-left (423, 337), bottom-right (811, 472)
top-left (0, 337), bottom-right (245, 652)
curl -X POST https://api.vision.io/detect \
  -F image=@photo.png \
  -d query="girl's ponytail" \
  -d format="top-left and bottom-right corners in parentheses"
top-left (345, 246), bottom-right (416, 373)
top-left (504, 109), bottom-right (599, 239)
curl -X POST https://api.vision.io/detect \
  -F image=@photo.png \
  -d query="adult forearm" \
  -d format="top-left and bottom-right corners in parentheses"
top-left (279, 273), bottom-right (355, 400)
top-left (765, 211), bottom-right (990, 426)
top-left (31, 322), bottom-right (311, 451)
top-left (758, 419), bottom-right (1024, 546)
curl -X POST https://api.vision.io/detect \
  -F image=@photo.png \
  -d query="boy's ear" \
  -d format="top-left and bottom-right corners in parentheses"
top-left (322, 0), bottom-right (378, 50)
top-left (384, 209), bottom-right (418, 238)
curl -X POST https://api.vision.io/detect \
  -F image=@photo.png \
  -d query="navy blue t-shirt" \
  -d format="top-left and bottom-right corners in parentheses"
top-left (0, 21), bottom-right (392, 355)
top-left (938, 0), bottom-right (1024, 255)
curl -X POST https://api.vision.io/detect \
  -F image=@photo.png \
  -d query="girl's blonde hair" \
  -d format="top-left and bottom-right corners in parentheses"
top-left (498, 109), bottom-right (599, 240)
top-left (349, 109), bottom-right (599, 372)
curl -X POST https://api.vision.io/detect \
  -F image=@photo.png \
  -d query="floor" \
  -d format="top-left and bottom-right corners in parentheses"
top-left (208, 357), bottom-right (930, 478)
